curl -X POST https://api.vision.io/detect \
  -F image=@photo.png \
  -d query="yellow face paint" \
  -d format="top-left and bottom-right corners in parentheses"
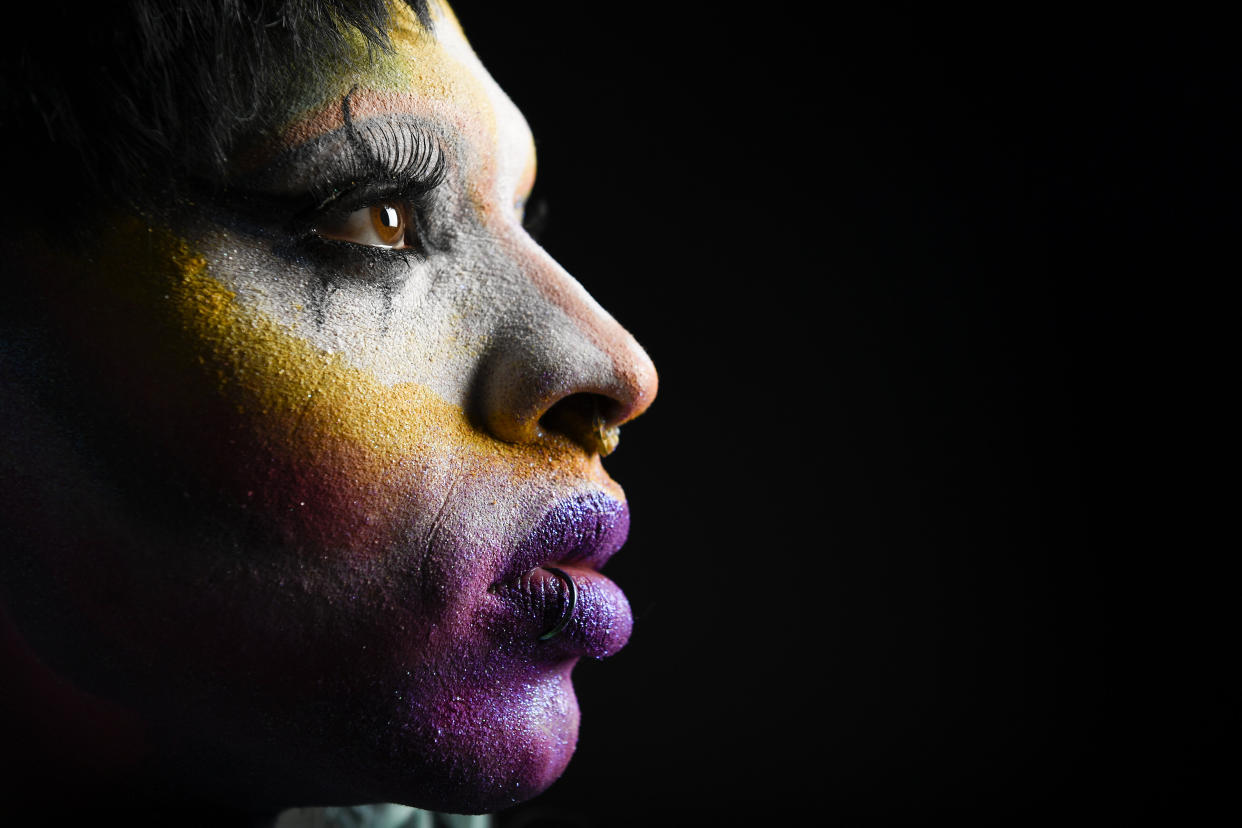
top-left (64, 217), bottom-right (617, 551)
top-left (6, 0), bottom-right (655, 813)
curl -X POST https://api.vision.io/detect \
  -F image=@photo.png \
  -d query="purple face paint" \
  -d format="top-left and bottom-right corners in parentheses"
top-left (488, 494), bottom-right (634, 660)
top-left (0, 2), bottom-right (659, 816)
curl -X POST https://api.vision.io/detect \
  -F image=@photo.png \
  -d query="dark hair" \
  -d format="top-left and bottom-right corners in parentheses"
top-left (0, 0), bottom-right (433, 212)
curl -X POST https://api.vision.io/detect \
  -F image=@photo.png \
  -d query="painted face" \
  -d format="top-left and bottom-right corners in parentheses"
top-left (0, 0), bottom-right (655, 813)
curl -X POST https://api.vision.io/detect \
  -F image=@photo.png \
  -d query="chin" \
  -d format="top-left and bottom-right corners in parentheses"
top-left (358, 663), bottom-right (582, 814)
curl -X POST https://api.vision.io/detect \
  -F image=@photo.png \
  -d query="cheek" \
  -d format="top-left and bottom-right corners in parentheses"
top-left (28, 219), bottom-right (608, 699)
top-left (50, 220), bottom-right (595, 555)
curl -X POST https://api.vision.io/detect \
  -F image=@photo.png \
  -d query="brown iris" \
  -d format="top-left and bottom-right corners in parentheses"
top-left (317, 201), bottom-right (411, 249)
top-left (371, 204), bottom-right (404, 246)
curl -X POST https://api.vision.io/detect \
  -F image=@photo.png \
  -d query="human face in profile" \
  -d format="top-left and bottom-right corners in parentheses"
top-left (1, 0), bottom-right (655, 813)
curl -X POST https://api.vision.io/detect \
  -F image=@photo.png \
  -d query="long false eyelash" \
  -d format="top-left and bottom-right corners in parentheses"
top-left (303, 133), bottom-right (448, 219)
top-left (291, 150), bottom-right (447, 258)
top-left (298, 85), bottom-right (448, 221)
top-left (350, 115), bottom-right (446, 189)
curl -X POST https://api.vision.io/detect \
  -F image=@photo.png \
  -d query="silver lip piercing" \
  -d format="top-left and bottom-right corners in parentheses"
top-left (539, 566), bottom-right (578, 641)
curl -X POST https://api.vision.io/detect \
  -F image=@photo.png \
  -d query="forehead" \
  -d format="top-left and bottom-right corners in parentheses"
top-left (259, 1), bottom-right (535, 200)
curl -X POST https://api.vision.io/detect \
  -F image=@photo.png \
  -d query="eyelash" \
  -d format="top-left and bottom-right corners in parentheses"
top-left (299, 118), bottom-right (448, 257)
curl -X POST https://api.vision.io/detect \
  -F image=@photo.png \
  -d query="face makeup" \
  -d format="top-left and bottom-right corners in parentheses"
top-left (0, 0), bottom-right (655, 813)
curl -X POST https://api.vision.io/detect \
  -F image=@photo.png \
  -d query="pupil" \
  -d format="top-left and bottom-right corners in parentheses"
top-left (380, 205), bottom-right (399, 229)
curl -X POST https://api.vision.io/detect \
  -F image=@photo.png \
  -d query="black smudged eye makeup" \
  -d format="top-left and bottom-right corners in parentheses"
top-left (300, 115), bottom-right (447, 258)
top-left (298, 94), bottom-right (448, 256)
top-left (251, 100), bottom-right (450, 261)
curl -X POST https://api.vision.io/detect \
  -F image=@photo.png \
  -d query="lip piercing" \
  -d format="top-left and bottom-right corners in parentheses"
top-left (539, 566), bottom-right (578, 641)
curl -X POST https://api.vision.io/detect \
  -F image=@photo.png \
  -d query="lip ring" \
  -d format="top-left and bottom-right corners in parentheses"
top-left (538, 566), bottom-right (578, 641)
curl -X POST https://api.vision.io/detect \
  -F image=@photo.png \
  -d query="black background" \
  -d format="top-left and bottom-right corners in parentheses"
top-left (453, 3), bottom-right (1232, 826)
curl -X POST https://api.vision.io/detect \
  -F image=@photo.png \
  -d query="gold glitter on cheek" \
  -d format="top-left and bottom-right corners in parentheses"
top-left (56, 218), bottom-right (618, 552)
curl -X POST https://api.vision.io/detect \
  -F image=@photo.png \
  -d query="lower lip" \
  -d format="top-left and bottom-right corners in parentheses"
top-left (490, 565), bottom-right (632, 659)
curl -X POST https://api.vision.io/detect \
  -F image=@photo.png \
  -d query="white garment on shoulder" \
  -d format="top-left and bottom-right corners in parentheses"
top-left (274, 803), bottom-right (492, 828)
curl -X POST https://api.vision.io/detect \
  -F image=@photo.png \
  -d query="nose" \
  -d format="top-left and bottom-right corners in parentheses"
top-left (477, 248), bottom-right (657, 455)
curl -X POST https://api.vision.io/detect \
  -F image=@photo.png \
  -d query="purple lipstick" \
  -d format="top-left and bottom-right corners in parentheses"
top-left (489, 492), bottom-right (633, 659)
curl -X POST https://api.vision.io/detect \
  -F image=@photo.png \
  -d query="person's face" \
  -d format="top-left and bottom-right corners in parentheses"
top-left (1, 1), bottom-right (655, 812)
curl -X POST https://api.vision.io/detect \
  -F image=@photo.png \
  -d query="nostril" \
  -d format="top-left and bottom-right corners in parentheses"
top-left (540, 393), bottom-right (624, 456)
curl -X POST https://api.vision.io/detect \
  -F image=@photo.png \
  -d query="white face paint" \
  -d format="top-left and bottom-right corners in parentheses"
top-left (0, 0), bottom-right (656, 813)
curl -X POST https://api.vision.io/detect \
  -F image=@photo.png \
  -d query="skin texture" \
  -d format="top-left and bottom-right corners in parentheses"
top-left (0, 0), bottom-right (655, 816)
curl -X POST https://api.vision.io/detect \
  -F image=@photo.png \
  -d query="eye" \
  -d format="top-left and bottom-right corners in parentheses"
top-left (315, 201), bottom-right (414, 249)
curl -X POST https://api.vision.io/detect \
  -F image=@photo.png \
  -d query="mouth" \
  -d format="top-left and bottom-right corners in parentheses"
top-left (489, 492), bottom-right (633, 659)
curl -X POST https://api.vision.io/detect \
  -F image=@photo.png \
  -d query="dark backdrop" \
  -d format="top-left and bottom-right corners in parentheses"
top-left (452, 3), bottom-right (1233, 825)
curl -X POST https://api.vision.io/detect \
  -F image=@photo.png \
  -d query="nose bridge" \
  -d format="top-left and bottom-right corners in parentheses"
top-left (478, 241), bottom-right (657, 447)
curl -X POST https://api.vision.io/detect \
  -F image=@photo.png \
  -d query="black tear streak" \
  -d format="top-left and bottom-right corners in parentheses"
top-left (311, 273), bottom-right (338, 327)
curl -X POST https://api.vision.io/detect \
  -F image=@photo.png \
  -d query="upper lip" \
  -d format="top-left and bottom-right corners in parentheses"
top-left (495, 491), bottom-right (630, 586)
